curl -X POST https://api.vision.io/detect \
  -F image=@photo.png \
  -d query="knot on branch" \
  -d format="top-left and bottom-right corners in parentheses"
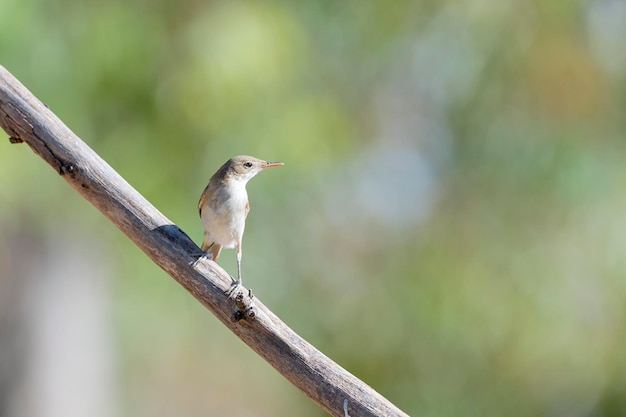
top-left (60, 163), bottom-right (76, 175)
top-left (231, 290), bottom-right (257, 322)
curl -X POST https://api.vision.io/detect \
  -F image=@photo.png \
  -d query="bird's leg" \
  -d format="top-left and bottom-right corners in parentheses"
top-left (227, 243), bottom-right (244, 298)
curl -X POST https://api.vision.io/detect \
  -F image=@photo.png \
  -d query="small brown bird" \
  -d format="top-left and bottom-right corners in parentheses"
top-left (197, 155), bottom-right (283, 295)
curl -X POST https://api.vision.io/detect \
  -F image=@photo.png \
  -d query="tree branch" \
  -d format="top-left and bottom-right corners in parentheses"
top-left (0, 65), bottom-right (408, 417)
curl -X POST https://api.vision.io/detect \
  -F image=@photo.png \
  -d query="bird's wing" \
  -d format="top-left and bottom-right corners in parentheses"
top-left (198, 185), bottom-right (210, 216)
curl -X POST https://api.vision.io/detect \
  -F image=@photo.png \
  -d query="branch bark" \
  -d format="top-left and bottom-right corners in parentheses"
top-left (0, 65), bottom-right (408, 417)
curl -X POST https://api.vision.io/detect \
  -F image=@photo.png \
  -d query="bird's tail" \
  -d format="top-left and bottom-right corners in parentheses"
top-left (201, 241), bottom-right (222, 261)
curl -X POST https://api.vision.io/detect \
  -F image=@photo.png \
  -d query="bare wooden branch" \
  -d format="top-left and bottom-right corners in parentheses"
top-left (0, 65), bottom-right (409, 417)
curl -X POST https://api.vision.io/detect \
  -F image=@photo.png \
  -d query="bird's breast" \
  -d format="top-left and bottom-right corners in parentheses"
top-left (200, 182), bottom-right (249, 248)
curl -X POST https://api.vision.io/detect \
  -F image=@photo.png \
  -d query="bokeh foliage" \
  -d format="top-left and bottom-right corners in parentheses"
top-left (2, 0), bottom-right (626, 416)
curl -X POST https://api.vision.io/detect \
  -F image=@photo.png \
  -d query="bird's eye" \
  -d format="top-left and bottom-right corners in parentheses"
top-left (243, 162), bottom-right (253, 168)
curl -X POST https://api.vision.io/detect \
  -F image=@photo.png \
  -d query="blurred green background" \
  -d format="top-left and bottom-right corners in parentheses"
top-left (2, 0), bottom-right (626, 416)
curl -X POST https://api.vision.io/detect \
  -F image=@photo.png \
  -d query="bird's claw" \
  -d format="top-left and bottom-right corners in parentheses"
top-left (189, 251), bottom-right (209, 266)
top-left (226, 279), bottom-right (254, 301)
top-left (226, 279), bottom-right (243, 299)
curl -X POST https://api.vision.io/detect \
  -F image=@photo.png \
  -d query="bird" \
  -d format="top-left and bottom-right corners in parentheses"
top-left (196, 155), bottom-right (283, 297)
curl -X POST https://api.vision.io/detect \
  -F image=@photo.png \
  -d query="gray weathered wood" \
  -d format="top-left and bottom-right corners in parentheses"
top-left (0, 65), bottom-right (409, 417)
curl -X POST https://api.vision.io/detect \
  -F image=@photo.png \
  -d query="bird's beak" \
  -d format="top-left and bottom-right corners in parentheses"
top-left (262, 161), bottom-right (284, 169)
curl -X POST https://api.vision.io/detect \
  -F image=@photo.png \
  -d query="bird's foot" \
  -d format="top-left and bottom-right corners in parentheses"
top-left (189, 251), bottom-right (211, 266)
top-left (226, 279), bottom-right (244, 299)
top-left (226, 279), bottom-right (254, 300)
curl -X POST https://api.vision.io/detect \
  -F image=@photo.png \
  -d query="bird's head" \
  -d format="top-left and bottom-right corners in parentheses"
top-left (221, 155), bottom-right (284, 183)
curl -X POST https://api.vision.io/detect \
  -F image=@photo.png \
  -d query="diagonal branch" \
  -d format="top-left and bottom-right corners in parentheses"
top-left (0, 65), bottom-right (408, 417)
